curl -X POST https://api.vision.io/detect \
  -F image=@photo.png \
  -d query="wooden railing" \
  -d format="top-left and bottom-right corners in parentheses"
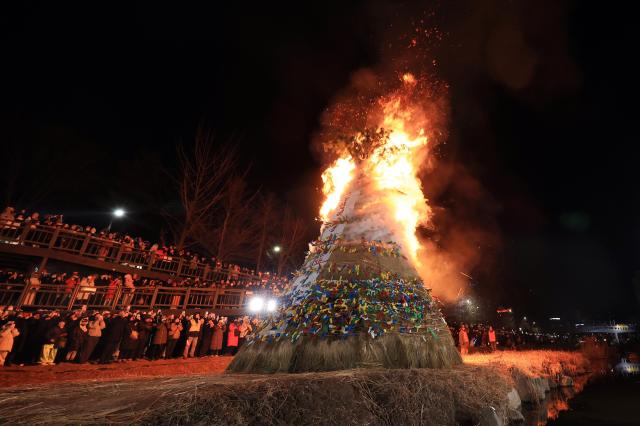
top-left (0, 281), bottom-right (261, 314)
top-left (0, 222), bottom-right (262, 284)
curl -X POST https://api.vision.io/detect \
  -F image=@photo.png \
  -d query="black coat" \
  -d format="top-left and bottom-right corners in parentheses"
top-left (45, 326), bottom-right (68, 347)
top-left (68, 326), bottom-right (88, 352)
top-left (103, 316), bottom-right (128, 343)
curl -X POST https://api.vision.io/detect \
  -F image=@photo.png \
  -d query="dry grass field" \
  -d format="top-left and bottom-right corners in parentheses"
top-left (0, 350), bottom-right (590, 425)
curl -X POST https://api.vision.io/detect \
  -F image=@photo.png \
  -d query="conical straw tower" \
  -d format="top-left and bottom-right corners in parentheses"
top-left (229, 77), bottom-right (461, 373)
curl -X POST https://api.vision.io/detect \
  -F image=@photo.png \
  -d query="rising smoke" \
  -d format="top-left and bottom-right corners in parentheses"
top-left (312, 3), bottom-right (500, 302)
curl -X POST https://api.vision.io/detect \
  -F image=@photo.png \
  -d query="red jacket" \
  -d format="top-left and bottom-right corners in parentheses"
top-left (227, 323), bottom-right (239, 347)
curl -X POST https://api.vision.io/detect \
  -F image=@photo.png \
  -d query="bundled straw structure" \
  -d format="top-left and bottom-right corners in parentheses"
top-left (229, 181), bottom-right (461, 372)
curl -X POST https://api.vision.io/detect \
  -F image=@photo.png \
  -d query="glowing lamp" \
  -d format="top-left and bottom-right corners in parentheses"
top-left (248, 297), bottom-right (264, 312)
top-left (266, 299), bottom-right (277, 312)
top-left (113, 208), bottom-right (126, 218)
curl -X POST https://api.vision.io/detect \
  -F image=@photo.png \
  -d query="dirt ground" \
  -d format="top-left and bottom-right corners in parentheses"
top-left (0, 351), bottom-right (588, 425)
top-left (0, 356), bottom-right (232, 388)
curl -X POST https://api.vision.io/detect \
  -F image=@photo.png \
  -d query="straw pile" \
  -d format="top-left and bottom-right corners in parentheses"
top-left (0, 364), bottom-right (512, 425)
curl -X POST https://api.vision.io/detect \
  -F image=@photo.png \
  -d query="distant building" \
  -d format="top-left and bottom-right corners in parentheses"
top-left (496, 307), bottom-right (515, 330)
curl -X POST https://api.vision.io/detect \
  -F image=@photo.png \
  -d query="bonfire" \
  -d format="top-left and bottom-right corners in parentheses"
top-left (228, 73), bottom-right (461, 373)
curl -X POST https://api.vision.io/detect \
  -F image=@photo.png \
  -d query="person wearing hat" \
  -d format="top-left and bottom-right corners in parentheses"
top-left (78, 314), bottom-right (105, 363)
top-left (65, 317), bottom-right (89, 362)
top-left (0, 321), bottom-right (20, 366)
top-left (133, 316), bottom-right (153, 360)
top-left (165, 317), bottom-right (183, 359)
top-left (149, 317), bottom-right (168, 360)
top-left (458, 324), bottom-right (470, 356)
top-left (40, 320), bottom-right (67, 365)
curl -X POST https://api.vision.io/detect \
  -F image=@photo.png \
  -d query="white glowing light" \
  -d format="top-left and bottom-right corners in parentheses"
top-left (266, 299), bottom-right (277, 312)
top-left (248, 297), bottom-right (264, 312)
top-left (273, 245), bottom-right (281, 253)
top-left (113, 208), bottom-right (126, 218)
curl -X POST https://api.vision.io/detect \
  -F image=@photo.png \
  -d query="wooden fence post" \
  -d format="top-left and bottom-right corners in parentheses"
top-left (67, 282), bottom-right (82, 311)
top-left (78, 234), bottom-right (91, 256)
top-left (111, 285), bottom-right (123, 311)
top-left (183, 288), bottom-right (191, 310)
top-left (16, 282), bottom-right (31, 309)
top-left (210, 288), bottom-right (218, 310)
top-left (149, 287), bottom-right (159, 310)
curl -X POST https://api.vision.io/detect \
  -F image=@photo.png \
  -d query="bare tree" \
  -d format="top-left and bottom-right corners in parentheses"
top-left (254, 192), bottom-right (278, 271)
top-left (275, 207), bottom-right (309, 275)
top-left (165, 129), bottom-right (238, 250)
top-left (199, 177), bottom-right (259, 263)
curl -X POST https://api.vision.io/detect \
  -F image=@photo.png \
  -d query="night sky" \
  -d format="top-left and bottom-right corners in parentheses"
top-left (1, 1), bottom-right (637, 321)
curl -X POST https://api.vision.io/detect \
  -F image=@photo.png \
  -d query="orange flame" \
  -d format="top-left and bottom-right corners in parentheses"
top-left (319, 156), bottom-right (356, 221)
top-left (319, 73), bottom-right (431, 265)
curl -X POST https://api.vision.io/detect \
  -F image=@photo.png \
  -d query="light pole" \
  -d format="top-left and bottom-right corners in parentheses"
top-left (107, 208), bottom-right (126, 232)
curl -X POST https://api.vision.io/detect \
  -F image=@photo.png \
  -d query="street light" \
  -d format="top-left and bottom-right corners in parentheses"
top-left (108, 208), bottom-right (126, 231)
top-left (247, 296), bottom-right (278, 314)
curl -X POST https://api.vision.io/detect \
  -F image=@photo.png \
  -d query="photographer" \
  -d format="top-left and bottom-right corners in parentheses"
top-left (0, 321), bottom-right (20, 366)
top-left (183, 313), bottom-right (204, 358)
top-left (165, 317), bottom-right (183, 359)
top-left (150, 316), bottom-right (168, 360)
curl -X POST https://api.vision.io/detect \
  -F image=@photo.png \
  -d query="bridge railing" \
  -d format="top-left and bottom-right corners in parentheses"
top-left (1, 222), bottom-right (264, 284)
top-left (0, 282), bottom-right (27, 307)
top-left (1, 281), bottom-right (266, 314)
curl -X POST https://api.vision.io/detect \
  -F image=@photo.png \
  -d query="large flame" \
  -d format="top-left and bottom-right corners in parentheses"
top-left (319, 156), bottom-right (356, 221)
top-left (319, 73), bottom-right (431, 266)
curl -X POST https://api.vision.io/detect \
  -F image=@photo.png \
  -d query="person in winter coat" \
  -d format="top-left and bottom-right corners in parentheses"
top-left (134, 317), bottom-right (153, 360)
top-left (40, 321), bottom-right (67, 365)
top-left (227, 320), bottom-right (239, 354)
top-left (99, 311), bottom-right (128, 364)
top-left (119, 317), bottom-right (139, 361)
top-left (149, 318), bottom-right (168, 360)
top-left (165, 318), bottom-right (183, 359)
top-left (210, 318), bottom-right (226, 356)
top-left (197, 317), bottom-right (215, 357)
top-left (0, 321), bottom-right (20, 366)
top-left (488, 326), bottom-right (497, 352)
top-left (78, 314), bottom-right (105, 363)
top-left (65, 317), bottom-right (89, 362)
top-left (183, 315), bottom-right (204, 358)
top-left (238, 316), bottom-right (252, 349)
top-left (458, 324), bottom-right (470, 355)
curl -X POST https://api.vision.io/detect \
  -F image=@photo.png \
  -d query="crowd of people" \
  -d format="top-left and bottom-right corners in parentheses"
top-left (0, 305), bottom-right (260, 367)
top-left (0, 206), bottom-right (290, 293)
top-left (451, 322), bottom-right (591, 354)
top-left (455, 323), bottom-right (498, 355)
top-left (1, 268), bottom-right (290, 295)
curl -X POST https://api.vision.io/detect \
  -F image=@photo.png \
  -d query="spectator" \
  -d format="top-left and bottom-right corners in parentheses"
top-left (99, 311), bottom-right (128, 364)
top-left (165, 317), bottom-right (183, 359)
top-left (489, 326), bottom-right (497, 352)
top-left (134, 316), bottom-right (153, 360)
top-left (183, 314), bottom-right (204, 358)
top-left (238, 316), bottom-right (252, 349)
top-left (210, 317), bottom-right (226, 356)
top-left (227, 319), bottom-right (239, 355)
top-left (0, 321), bottom-right (20, 366)
top-left (78, 313), bottom-right (105, 363)
top-left (65, 317), bottom-right (89, 362)
top-left (458, 324), bottom-right (469, 355)
top-left (40, 320), bottom-right (67, 365)
top-left (150, 317), bottom-right (168, 360)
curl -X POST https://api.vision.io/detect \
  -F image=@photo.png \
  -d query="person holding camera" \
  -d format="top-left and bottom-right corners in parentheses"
top-left (40, 320), bottom-right (67, 365)
top-left (0, 321), bottom-right (20, 366)
top-left (150, 317), bottom-right (168, 360)
top-left (183, 314), bottom-right (204, 358)
top-left (165, 317), bottom-right (183, 359)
